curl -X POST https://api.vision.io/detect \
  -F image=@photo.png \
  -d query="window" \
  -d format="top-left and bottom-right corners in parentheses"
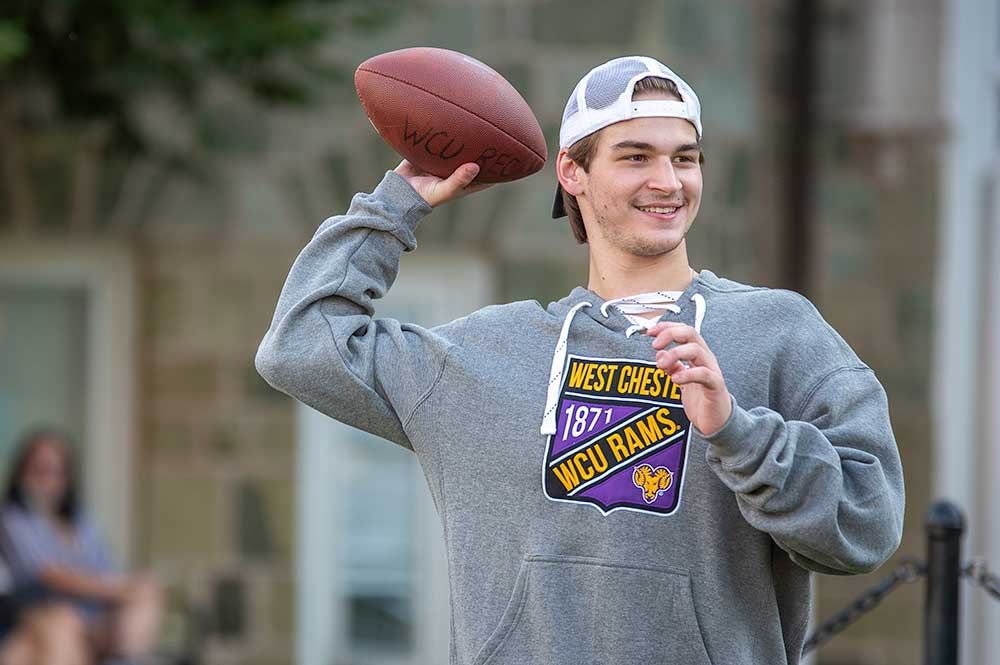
top-left (0, 242), bottom-right (137, 563)
top-left (297, 253), bottom-right (492, 665)
top-left (0, 286), bottom-right (88, 459)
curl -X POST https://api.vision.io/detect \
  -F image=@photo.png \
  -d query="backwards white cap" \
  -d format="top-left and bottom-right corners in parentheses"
top-left (552, 55), bottom-right (702, 219)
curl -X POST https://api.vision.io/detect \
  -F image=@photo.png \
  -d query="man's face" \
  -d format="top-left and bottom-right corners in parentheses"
top-left (573, 109), bottom-right (702, 258)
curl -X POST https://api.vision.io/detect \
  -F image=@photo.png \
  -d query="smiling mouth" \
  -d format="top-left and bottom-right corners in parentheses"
top-left (636, 204), bottom-right (683, 218)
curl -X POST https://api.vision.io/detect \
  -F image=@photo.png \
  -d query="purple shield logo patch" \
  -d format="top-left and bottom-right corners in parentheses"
top-left (542, 354), bottom-right (692, 516)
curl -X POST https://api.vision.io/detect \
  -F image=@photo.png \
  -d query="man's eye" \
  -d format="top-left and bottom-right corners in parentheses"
top-left (626, 154), bottom-right (647, 162)
top-left (675, 155), bottom-right (695, 163)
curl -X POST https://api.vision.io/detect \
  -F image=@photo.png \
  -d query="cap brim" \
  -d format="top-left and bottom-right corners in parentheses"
top-left (552, 183), bottom-right (567, 219)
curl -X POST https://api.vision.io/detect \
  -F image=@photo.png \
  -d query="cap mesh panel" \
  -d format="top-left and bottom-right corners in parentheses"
top-left (584, 59), bottom-right (648, 110)
top-left (564, 93), bottom-right (579, 122)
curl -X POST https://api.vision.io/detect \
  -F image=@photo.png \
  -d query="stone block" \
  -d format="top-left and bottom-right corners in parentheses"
top-left (894, 290), bottom-right (932, 347)
top-left (724, 148), bottom-right (752, 207)
top-left (147, 420), bottom-right (195, 458)
top-left (210, 278), bottom-right (265, 351)
top-left (532, 0), bottom-right (638, 45)
top-left (818, 173), bottom-right (875, 232)
top-left (197, 105), bottom-right (269, 154)
top-left (269, 576), bottom-right (295, 638)
top-left (662, 0), bottom-right (712, 53)
top-left (695, 72), bottom-right (757, 136)
top-left (156, 581), bottom-right (199, 654)
top-left (210, 421), bottom-right (240, 458)
top-left (499, 260), bottom-right (586, 305)
top-left (323, 152), bottom-right (354, 214)
top-left (213, 575), bottom-right (246, 640)
top-left (248, 417), bottom-right (295, 455)
top-left (236, 478), bottom-right (295, 561)
top-left (237, 481), bottom-right (274, 561)
top-left (425, 5), bottom-right (484, 54)
top-left (149, 277), bottom-right (186, 339)
top-left (236, 173), bottom-right (289, 235)
top-left (150, 359), bottom-right (220, 404)
top-left (261, 478), bottom-right (295, 561)
top-left (243, 658), bottom-right (292, 665)
top-left (149, 476), bottom-right (222, 560)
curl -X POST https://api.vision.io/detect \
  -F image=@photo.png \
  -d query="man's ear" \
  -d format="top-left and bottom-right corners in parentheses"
top-left (556, 149), bottom-right (585, 197)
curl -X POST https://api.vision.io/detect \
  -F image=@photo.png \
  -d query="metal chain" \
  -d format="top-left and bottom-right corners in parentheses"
top-left (802, 556), bottom-right (1000, 655)
top-left (802, 557), bottom-right (926, 654)
top-left (963, 557), bottom-right (1000, 601)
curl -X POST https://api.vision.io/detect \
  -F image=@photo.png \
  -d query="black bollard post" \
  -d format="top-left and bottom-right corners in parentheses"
top-left (924, 500), bottom-right (965, 665)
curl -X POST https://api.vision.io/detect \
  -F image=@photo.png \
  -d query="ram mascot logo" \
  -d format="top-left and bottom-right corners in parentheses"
top-left (632, 464), bottom-right (673, 504)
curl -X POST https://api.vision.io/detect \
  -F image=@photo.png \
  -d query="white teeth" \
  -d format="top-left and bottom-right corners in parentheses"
top-left (638, 206), bottom-right (679, 214)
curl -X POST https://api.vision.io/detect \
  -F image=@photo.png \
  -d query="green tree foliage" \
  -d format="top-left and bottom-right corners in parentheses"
top-left (0, 19), bottom-right (28, 63)
top-left (0, 0), bottom-right (399, 230)
top-left (0, 0), bottom-right (396, 149)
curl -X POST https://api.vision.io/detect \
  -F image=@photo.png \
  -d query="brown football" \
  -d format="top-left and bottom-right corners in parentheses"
top-left (355, 47), bottom-right (547, 184)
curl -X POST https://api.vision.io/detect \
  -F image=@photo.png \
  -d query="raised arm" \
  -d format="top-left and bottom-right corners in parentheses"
top-left (255, 161), bottom-right (489, 448)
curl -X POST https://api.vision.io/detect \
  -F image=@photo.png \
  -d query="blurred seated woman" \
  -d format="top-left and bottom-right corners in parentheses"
top-left (0, 429), bottom-right (162, 665)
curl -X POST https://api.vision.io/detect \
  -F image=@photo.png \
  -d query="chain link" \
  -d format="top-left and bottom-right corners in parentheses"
top-left (803, 556), bottom-right (1000, 655)
top-left (963, 557), bottom-right (1000, 601)
top-left (802, 557), bottom-right (925, 654)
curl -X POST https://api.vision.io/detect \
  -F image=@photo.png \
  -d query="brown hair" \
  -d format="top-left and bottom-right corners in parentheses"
top-left (561, 76), bottom-right (704, 244)
top-left (4, 427), bottom-right (81, 523)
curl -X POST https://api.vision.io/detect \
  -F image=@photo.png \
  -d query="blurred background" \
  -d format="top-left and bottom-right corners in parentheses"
top-left (0, 0), bottom-right (997, 664)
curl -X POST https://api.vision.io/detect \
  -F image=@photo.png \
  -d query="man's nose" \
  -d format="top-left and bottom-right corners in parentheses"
top-left (648, 159), bottom-right (681, 193)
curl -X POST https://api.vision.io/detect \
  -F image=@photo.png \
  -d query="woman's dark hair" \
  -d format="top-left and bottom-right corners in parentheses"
top-left (4, 427), bottom-right (80, 522)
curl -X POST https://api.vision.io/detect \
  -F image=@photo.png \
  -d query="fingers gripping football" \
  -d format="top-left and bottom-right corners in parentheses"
top-left (394, 160), bottom-right (494, 208)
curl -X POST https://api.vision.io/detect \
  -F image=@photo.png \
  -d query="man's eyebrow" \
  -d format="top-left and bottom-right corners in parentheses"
top-left (609, 140), bottom-right (701, 153)
top-left (609, 140), bottom-right (657, 152)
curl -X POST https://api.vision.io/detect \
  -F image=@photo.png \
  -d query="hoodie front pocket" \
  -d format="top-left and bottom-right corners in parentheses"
top-left (471, 554), bottom-right (712, 665)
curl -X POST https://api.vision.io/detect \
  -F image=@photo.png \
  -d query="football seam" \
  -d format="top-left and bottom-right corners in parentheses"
top-left (357, 67), bottom-right (547, 164)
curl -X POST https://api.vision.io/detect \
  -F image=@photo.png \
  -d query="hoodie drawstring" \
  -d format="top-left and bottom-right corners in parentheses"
top-left (540, 293), bottom-right (706, 436)
top-left (541, 301), bottom-right (592, 435)
top-left (691, 292), bottom-right (706, 332)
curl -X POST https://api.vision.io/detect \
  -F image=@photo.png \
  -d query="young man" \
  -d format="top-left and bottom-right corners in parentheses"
top-left (256, 56), bottom-right (904, 665)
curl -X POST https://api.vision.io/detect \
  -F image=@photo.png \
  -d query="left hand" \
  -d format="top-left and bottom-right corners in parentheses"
top-left (643, 322), bottom-right (733, 436)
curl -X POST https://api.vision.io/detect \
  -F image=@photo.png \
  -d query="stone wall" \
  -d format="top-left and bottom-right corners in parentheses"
top-left (139, 233), bottom-right (302, 665)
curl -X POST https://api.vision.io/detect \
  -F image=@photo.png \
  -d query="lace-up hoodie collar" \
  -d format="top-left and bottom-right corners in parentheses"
top-left (541, 270), bottom-right (711, 435)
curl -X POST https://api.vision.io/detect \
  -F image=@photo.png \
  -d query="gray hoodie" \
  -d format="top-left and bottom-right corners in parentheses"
top-left (255, 170), bottom-right (905, 665)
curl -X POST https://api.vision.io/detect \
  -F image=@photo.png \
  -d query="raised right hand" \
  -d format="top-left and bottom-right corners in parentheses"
top-left (393, 159), bottom-right (494, 208)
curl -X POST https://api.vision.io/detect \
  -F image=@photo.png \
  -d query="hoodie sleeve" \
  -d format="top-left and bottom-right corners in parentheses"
top-left (254, 170), bottom-right (465, 450)
top-left (700, 366), bottom-right (905, 575)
